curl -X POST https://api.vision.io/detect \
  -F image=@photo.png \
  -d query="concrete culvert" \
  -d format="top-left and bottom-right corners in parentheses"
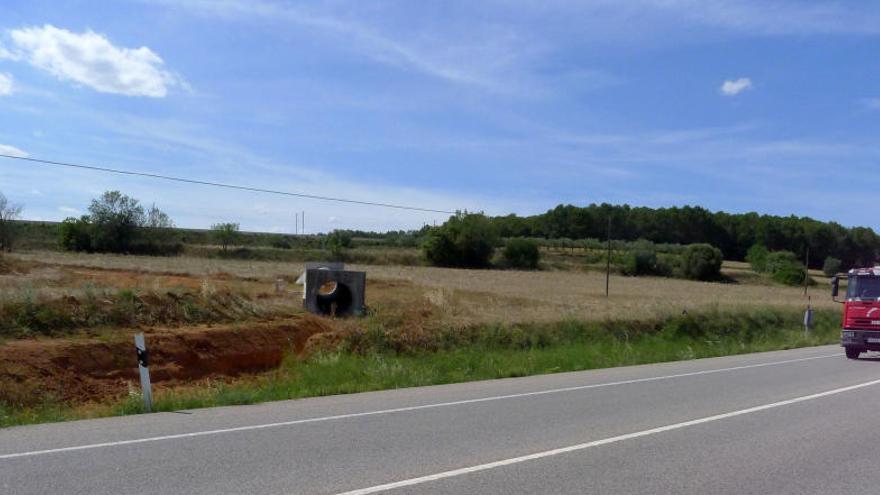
top-left (316, 282), bottom-right (354, 316)
top-left (304, 269), bottom-right (366, 317)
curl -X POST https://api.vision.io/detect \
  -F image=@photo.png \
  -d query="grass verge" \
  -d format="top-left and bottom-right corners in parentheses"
top-left (0, 307), bottom-right (841, 428)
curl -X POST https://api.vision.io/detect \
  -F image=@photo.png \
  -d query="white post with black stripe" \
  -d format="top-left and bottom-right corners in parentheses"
top-left (134, 333), bottom-right (153, 412)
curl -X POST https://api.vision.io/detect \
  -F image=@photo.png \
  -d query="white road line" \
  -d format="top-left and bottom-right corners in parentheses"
top-left (337, 376), bottom-right (880, 495)
top-left (0, 352), bottom-right (838, 460)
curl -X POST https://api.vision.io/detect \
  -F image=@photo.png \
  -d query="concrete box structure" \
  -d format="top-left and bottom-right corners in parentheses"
top-left (304, 269), bottom-right (366, 317)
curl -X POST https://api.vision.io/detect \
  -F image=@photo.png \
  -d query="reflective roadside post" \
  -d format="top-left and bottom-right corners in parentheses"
top-left (134, 333), bottom-right (153, 412)
top-left (804, 296), bottom-right (814, 337)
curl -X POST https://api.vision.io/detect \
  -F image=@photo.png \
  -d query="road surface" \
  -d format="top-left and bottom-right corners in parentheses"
top-left (3, 345), bottom-right (880, 494)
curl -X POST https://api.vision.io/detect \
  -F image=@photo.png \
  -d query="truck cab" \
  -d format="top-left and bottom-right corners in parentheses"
top-left (833, 267), bottom-right (880, 359)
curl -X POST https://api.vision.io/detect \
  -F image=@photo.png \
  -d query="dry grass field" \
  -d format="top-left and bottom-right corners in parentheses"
top-left (6, 250), bottom-right (834, 327)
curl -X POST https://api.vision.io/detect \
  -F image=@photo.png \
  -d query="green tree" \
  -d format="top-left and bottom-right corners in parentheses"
top-left (622, 240), bottom-right (657, 276)
top-left (502, 238), bottom-right (540, 269)
top-left (764, 251), bottom-right (809, 286)
top-left (58, 216), bottom-right (93, 252)
top-left (0, 192), bottom-right (23, 252)
top-left (326, 230), bottom-right (353, 258)
top-left (87, 191), bottom-right (145, 252)
top-left (679, 244), bottom-right (723, 281)
top-left (746, 244), bottom-right (770, 273)
top-left (822, 256), bottom-right (842, 277)
top-left (423, 212), bottom-right (499, 268)
top-left (211, 222), bottom-right (240, 252)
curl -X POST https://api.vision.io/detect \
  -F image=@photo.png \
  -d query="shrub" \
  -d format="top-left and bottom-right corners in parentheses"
top-left (772, 263), bottom-right (808, 286)
top-left (764, 251), bottom-right (810, 286)
top-left (423, 212), bottom-right (499, 268)
top-left (679, 243), bottom-right (723, 281)
top-left (746, 244), bottom-right (770, 273)
top-left (58, 216), bottom-right (93, 252)
top-left (764, 251), bottom-right (799, 274)
top-left (622, 240), bottom-right (657, 276)
top-left (502, 238), bottom-right (540, 269)
top-left (271, 235), bottom-right (292, 249)
top-left (823, 256), bottom-right (842, 277)
top-left (211, 223), bottom-right (240, 252)
top-left (327, 230), bottom-right (353, 256)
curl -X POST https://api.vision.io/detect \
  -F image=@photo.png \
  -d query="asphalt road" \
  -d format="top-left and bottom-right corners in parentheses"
top-left (3, 345), bottom-right (880, 494)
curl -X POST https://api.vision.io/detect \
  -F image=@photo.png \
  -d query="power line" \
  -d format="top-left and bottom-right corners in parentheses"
top-left (0, 153), bottom-right (456, 215)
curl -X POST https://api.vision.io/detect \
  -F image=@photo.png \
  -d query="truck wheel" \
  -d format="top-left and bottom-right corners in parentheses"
top-left (845, 348), bottom-right (861, 359)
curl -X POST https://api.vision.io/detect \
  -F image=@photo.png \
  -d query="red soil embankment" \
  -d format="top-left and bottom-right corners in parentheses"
top-left (0, 315), bottom-right (337, 405)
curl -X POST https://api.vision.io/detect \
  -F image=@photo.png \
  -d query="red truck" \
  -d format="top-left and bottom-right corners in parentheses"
top-left (833, 267), bottom-right (880, 359)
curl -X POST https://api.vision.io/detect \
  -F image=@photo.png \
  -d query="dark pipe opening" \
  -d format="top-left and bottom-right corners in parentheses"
top-left (316, 282), bottom-right (354, 316)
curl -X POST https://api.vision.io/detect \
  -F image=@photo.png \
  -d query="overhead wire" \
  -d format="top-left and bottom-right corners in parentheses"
top-left (0, 153), bottom-right (456, 215)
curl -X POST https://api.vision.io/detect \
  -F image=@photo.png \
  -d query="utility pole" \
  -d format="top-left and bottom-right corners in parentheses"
top-left (605, 215), bottom-right (612, 298)
top-left (295, 212), bottom-right (299, 235)
top-left (302, 211), bottom-right (305, 235)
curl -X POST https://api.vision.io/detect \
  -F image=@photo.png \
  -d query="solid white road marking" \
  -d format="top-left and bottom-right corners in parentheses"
top-left (337, 376), bottom-right (880, 495)
top-left (0, 352), bottom-right (838, 460)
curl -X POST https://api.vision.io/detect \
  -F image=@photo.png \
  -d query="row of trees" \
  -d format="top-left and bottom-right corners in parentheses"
top-left (421, 212), bottom-right (723, 279)
top-left (491, 204), bottom-right (879, 269)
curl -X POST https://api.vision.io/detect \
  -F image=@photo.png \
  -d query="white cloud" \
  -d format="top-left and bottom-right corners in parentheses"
top-left (720, 77), bottom-right (753, 96)
top-left (0, 43), bottom-right (15, 60)
top-left (0, 72), bottom-right (12, 95)
top-left (7, 24), bottom-right (182, 97)
top-left (58, 206), bottom-right (81, 215)
top-left (146, 0), bottom-right (536, 94)
top-left (0, 144), bottom-right (29, 157)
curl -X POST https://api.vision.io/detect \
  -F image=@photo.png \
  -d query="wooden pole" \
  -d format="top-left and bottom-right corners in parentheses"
top-left (605, 216), bottom-right (612, 298)
top-left (804, 246), bottom-right (810, 296)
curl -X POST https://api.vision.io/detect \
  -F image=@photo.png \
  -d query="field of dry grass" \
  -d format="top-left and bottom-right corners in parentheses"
top-left (5, 250), bottom-right (834, 328)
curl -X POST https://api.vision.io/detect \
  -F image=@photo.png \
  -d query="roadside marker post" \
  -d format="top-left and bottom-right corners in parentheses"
top-left (134, 333), bottom-right (153, 412)
top-left (804, 297), bottom-right (814, 337)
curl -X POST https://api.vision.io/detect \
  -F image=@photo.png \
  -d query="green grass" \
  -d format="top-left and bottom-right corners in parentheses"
top-left (0, 307), bottom-right (841, 428)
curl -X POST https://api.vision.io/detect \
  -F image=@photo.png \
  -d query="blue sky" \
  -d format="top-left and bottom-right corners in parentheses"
top-left (1, 0), bottom-right (879, 233)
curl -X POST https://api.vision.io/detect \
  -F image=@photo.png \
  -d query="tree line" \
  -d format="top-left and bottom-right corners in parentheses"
top-left (490, 204), bottom-right (879, 269)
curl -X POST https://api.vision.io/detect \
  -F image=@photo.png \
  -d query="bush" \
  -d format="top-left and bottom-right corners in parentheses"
top-left (772, 263), bottom-right (808, 286)
top-left (271, 235), bottom-right (292, 249)
top-left (327, 230), bottom-right (353, 258)
top-left (764, 251), bottom-right (810, 286)
top-left (679, 243), bottom-right (723, 281)
top-left (622, 240), bottom-right (657, 276)
top-left (423, 212), bottom-right (499, 268)
top-left (211, 223), bottom-right (239, 252)
top-left (58, 217), bottom-right (93, 252)
top-left (823, 256), bottom-right (842, 277)
top-left (502, 238), bottom-right (540, 269)
top-left (746, 244), bottom-right (770, 273)
top-left (764, 251), bottom-right (799, 274)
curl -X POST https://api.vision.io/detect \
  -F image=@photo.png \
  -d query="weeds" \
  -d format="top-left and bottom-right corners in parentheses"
top-left (0, 288), bottom-right (267, 338)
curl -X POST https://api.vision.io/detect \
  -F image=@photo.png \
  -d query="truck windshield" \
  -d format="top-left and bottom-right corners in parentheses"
top-left (847, 275), bottom-right (880, 301)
